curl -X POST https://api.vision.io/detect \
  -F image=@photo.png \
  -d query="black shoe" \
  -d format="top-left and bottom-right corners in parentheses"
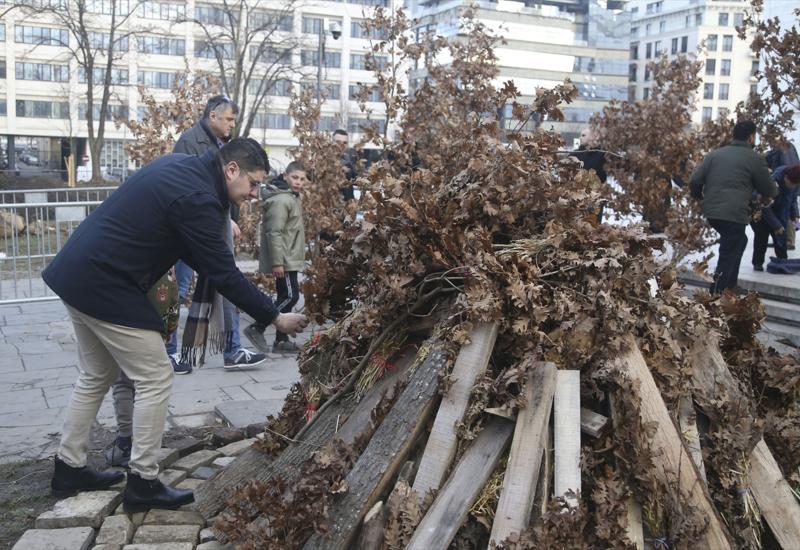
top-left (272, 340), bottom-right (300, 354)
top-left (244, 323), bottom-right (269, 354)
top-left (123, 472), bottom-right (194, 513)
top-left (753, 264), bottom-right (764, 272)
top-left (170, 354), bottom-right (193, 375)
top-left (51, 456), bottom-right (125, 497)
top-left (106, 436), bottom-right (132, 468)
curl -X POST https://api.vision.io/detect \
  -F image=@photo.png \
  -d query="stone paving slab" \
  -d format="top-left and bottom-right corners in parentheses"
top-left (211, 456), bottom-right (236, 468)
top-left (35, 490), bottom-right (121, 529)
top-left (123, 544), bottom-right (194, 550)
top-left (11, 526), bottom-right (95, 550)
top-left (143, 508), bottom-right (205, 526)
top-left (215, 438), bottom-right (256, 457)
top-left (171, 449), bottom-right (220, 471)
top-left (175, 478), bottom-right (205, 492)
top-left (158, 469), bottom-right (188, 487)
top-left (197, 542), bottom-right (224, 550)
top-left (190, 466), bottom-right (218, 480)
top-left (214, 398), bottom-right (284, 428)
top-left (96, 514), bottom-right (135, 546)
top-left (132, 524), bottom-right (201, 544)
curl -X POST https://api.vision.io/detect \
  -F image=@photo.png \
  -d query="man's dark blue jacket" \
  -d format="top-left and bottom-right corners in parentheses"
top-left (42, 151), bottom-right (278, 332)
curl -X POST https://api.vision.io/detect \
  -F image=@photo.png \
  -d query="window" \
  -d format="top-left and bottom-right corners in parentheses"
top-left (734, 13), bottom-right (744, 27)
top-left (0, 23), bottom-right (5, 41)
top-left (645, 23), bottom-right (651, 35)
top-left (646, 42), bottom-right (652, 59)
top-left (253, 113), bottom-right (291, 129)
top-left (685, 15), bottom-right (691, 28)
top-left (79, 103), bottom-right (129, 121)
top-left (0, 100), bottom-right (5, 116)
top-left (696, 13), bottom-right (703, 26)
top-left (250, 46), bottom-right (291, 64)
top-left (351, 20), bottom-right (387, 39)
top-left (718, 13), bottom-right (728, 26)
top-left (719, 83), bottom-right (729, 100)
top-left (702, 107), bottom-right (712, 121)
top-left (671, 37), bottom-right (678, 54)
top-left (631, 26), bottom-right (638, 37)
top-left (750, 84), bottom-right (757, 95)
top-left (654, 40), bottom-right (661, 55)
top-left (350, 53), bottom-right (387, 70)
top-left (88, 32), bottom-right (129, 52)
top-left (300, 50), bottom-right (340, 68)
top-left (705, 59), bottom-right (716, 75)
top-left (15, 62), bottom-right (70, 82)
top-left (195, 5), bottom-right (228, 25)
top-left (751, 59), bottom-right (759, 76)
top-left (301, 81), bottom-right (339, 99)
top-left (346, 0), bottom-right (389, 6)
top-left (703, 83), bottom-right (714, 99)
top-left (138, 36), bottom-right (185, 56)
top-left (720, 59), bottom-right (731, 76)
top-left (349, 84), bottom-right (382, 102)
top-left (302, 16), bottom-right (321, 34)
top-left (659, 21), bottom-right (665, 33)
top-left (250, 10), bottom-right (292, 32)
top-left (0, 59), bottom-right (5, 79)
top-left (348, 117), bottom-right (385, 134)
top-left (316, 117), bottom-right (339, 132)
top-left (269, 79), bottom-right (292, 96)
top-left (138, 2), bottom-right (185, 21)
top-left (644, 66), bottom-right (651, 81)
top-left (722, 35), bottom-right (733, 52)
top-left (87, 0), bottom-right (130, 15)
top-left (195, 41), bottom-right (233, 59)
top-left (16, 100), bottom-right (69, 119)
top-left (14, 25), bottom-right (69, 46)
top-left (707, 34), bottom-right (718, 51)
top-left (628, 63), bottom-right (637, 82)
top-left (681, 36), bottom-right (688, 53)
top-left (643, 87), bottom-right (650, 99)
top-left (99, 139), bottom-right (129, 169)
top-left (630, 44), bottom-right (638, 60)
top-left (138, 70), bottom-right (174, 89)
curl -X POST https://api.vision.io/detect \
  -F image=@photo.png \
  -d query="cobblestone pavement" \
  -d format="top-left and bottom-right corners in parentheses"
top-left (0, 262), bottom-right (313, 464)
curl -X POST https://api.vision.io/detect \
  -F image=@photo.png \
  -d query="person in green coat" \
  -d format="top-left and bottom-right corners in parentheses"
top-left (689, 120), bottom-right (777, 293)
top-left (246, 161), bottom-right (308, 353)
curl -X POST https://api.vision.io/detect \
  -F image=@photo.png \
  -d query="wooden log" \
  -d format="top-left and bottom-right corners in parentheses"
top-left (607, 394), bottom-right (644, 550)
top-left (677, 396), bottom-right (707, 485)
top-left (195, 342), bottom-right (428, 519)
top-left (407, 417), bottom-right (514, 550)
top-left (356, 501), bottom-right (385, 550)
top-left (613, 337), bottom-right (732, 549)
top-left (537, 422), bottom-right (554, 516)
top-left (490, 362), bottom-right (556, 545)
top-left (303, 343), bottom-right (447, 550)
top-left (690, 337), bottom-right (800, 548)
top-left (487, 406), bottom-right (607, 438)
top-left (412, 321), bottom-right (499, 497)
top-left (554, 370), bottom-right (581, 507)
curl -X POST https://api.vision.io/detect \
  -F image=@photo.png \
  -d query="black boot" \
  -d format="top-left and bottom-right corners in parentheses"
top-left (123, 472), bottom-right (194, 513)
top-left (51, 456), bottom-right (126, 497)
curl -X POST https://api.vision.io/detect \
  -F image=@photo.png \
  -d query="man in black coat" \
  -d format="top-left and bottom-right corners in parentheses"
top-left (43, 138), bottom-right (308, 511)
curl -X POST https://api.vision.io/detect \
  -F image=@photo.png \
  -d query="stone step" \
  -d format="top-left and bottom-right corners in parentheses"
top-left (762, 322), bottom-right (800, 348)
top-left (679, 270), bottom-right (800, 305)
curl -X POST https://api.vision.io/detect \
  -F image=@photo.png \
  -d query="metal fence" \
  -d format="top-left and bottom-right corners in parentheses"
top-left (0, 187), bottom-right (117, 304)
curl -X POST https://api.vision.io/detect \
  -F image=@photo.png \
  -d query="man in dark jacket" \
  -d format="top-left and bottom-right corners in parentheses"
top-left (751, 164), bottom-right (800, 270)
top-left (43, 139), bottom-right (308, 510)
top-left (689, 120), bottom-right (778, 293)
top-left (766, 140), bottom-right (800, 250)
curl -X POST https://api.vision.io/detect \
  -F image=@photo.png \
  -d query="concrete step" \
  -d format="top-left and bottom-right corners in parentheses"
top-left (679, 270), bottom-right (800, 305)
top-left (761, 322), bottom-right (800, 349)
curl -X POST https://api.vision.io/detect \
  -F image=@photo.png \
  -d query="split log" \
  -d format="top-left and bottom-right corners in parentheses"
top-left (613, 336), bottom-right (732, 549)
top-left (486, 406), bottom-right (607, 438)
top-left (407, 417), bottom-right (514, 550)
top-left (356, 501), bottom-right (386, 550)
top-left (490, 362), bottom-right (556, 545)
top-left (195, 342), bottom-right (427, 519)
top-left (608, 394), bottom-right (644, 550)
top-left (413, 321), bottom-right (499, 496)
top-left (554, 369), bottom-right (581, 506)
top-left (537, 422), bottom-right (554, 516)
top-left (677, 396), bottom-right (707, 485)
top-left (303, 343), bottom-right (447, 550)
top-left (690, 336), bottom-right (800, 548)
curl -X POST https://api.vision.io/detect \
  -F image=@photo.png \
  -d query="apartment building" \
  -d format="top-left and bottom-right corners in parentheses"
top-left (0, 0), bottom-right (396, 175)
top-left (627, 0), bottom-right (755, 125)
top-left (407, 0), bottom-right (630, 145)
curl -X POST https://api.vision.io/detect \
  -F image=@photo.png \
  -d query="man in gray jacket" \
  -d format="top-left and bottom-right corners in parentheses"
top-left (690, 120), bottom-right (777, 293)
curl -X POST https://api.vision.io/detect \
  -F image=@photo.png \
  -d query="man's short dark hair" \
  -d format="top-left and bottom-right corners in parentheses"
top-left (219, 138), bottom-right (269, 174)
top-left (203, 95), bottom-right (240, 119)
top-left (286, 161), bottom-right (306, 174)
top-left (733, 120), bottom-right (757, 141)
top-left (333, 129), bottom-right (348, 137)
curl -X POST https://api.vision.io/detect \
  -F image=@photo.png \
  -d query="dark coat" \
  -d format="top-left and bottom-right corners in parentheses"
top-left (42, 152), bottom-right (278, 332)
top-left (573, 145), bottom-right (607, 183)
top-left (761, 165), bottom-right (800, 231)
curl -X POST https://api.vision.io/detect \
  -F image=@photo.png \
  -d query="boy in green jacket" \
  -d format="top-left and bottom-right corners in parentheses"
top-left (246, 161), bottom-right (307, 353)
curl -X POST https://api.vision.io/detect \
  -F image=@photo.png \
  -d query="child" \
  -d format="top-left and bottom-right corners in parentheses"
top-left (751, 164), bottom-right (800, 271)
top-left (245, 161), bottom-right (307, 353)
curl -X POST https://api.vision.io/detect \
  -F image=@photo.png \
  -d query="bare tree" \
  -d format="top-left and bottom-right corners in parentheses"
top-left (10, 0), bottom-right (147, 182)
top-left (185, 0), bottom-right (305, 138)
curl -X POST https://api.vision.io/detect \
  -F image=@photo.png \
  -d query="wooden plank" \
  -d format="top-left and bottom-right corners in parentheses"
top-left (407, 417), bottom-right (514, 550)
top-left (554, 370), bottom-right (581, 507)
top-left (538, 422), bottom-right (553, 516)
top-left (614, 336), bottom-right (732, 549)
top-left (412, 321), bottom-right (499, 497)
top-left (488, 406), bottom-right (607, 438)
top-left (677, 396), bottom-right (707, 485)
top-left (303, 343), bottom-right (447, 550)
top-left (607, 394), bottom-right (644, 550)
top-left (749, 439), bottom-right (800, 549)
top-left (489, 361), bottom-right (556, 545)
top-left (195, 341), bottom-right (430, 519)
top-left (690, 337), bottom-right (800, 548)
top-left (356, 501), bottom-right (385, 550)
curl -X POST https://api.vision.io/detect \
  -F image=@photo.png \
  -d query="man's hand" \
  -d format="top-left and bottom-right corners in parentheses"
top-left (775, 227), bottom-right (786, 235)
top-left (231, 220), bottom-right (241, 240)
top-left (273, 313), bottom-right (308, 337)
top-left (272, 265), bottom-right (285, 278)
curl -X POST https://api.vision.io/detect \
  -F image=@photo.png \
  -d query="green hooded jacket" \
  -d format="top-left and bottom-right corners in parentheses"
top-left (689, 140), bottom-right (777, 225)
top-left (259, 175), bottom-right (306, 273)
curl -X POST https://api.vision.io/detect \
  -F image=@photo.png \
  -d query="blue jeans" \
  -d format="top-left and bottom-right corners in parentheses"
top-left (223, 311), bottom-right (242, 361)
top-left (165, 260), bottom-right (194, 356)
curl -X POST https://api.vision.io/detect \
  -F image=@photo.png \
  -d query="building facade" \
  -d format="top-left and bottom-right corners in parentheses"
top-left (627, 0), bottom-right (755, 125)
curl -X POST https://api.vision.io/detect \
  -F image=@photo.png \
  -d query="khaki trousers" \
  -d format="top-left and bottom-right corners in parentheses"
top-left (59, 304), bottom-right (173, 479)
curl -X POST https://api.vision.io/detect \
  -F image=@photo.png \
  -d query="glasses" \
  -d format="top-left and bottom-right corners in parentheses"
top-left (246, 173), bottom-right (261, 190)
top-left (208, 95), bottom-right (232, 111)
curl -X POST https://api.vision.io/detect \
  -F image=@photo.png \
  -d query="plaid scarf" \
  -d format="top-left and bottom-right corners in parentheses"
top-left (180, 208), bottom-right (237, 366)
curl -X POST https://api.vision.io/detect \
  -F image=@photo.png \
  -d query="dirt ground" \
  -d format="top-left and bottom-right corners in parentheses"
top-left (0, 423), bottom-right (215, 549)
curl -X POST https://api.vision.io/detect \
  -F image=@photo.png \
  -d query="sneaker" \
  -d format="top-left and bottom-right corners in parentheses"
top-left (170, 354), bottom-right (193, 375)
top-left (224, 348), bottom-right (267, 369)
top-left (272, 341), bottom-right (300, 354)
top-left (243, 323), bottom-right (269, 354)
top-left (753, 264), bottom-right (764, 272)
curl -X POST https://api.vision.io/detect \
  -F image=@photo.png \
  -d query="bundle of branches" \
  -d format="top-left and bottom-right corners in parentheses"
top-left (194, 7), bottom-right (800, 550)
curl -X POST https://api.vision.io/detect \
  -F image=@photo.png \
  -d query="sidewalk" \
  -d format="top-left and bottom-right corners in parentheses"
top-left (0, 260), bottom-right (313, 464)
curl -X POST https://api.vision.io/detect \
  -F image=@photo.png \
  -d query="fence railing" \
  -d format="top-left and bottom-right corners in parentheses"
top-left (0, 187), bottom-right (117, 304)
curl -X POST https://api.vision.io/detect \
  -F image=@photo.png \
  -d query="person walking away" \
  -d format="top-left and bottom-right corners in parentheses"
top-left (751, 164), bottom-right (800, 271)
top-left (689, 120), bottom-right (777, 294)
top-left (43, 139), bottom-right (308, 510)
top-left (245, 162), bottom-right (307, 354)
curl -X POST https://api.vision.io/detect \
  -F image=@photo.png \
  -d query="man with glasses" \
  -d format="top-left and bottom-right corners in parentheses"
top-left (43, 138), bottom-right (308, 510)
